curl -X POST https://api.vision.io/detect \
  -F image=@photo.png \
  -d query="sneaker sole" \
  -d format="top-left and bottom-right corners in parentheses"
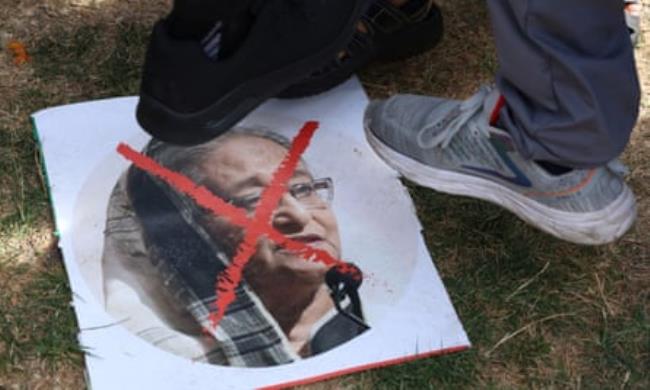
top-left (137, 0), bottom-right (372, 146)
top-left (365, 125), bottom-right (637, 245)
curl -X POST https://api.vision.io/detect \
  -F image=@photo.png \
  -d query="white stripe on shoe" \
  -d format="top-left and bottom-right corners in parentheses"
top-left (202, 21), bottom-right (223, 59)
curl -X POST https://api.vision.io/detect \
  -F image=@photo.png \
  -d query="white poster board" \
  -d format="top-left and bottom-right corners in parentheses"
top-left (32, 79), bottom-right (469, 389)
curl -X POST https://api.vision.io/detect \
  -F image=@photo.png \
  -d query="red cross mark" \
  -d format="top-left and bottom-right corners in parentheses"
top-left (117, 121), bottom-right (349, 330)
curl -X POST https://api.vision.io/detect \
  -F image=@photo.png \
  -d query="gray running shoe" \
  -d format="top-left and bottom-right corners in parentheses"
top-left (364, 86), bottom-right (637, 245)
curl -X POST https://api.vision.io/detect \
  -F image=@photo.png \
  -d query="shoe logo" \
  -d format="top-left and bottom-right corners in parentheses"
top-left (462, 134), bottom-right (533, 188)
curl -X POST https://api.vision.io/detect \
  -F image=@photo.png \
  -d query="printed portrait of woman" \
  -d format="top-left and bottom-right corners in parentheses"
top-left (37, 91), bottom-right (465, 389)
top-left (101, 127), bottom-right (369, 367)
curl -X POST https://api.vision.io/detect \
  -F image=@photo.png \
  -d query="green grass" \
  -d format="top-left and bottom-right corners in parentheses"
top-left (359, 183), bottom-right (650, 388)
top-left (0, 262), bottom-right (82, 373)
top-left (591, 303), bottom-right (650, 387)
top-left (31, 22), bottom-right (150, 101)
top-left (1, 0), bottom-right (649, 388)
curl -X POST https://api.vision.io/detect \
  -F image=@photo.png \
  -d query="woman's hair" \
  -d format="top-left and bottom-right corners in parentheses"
top-left (121, 128), bottom-right (308, 366)
top-left (123, 127), bottom-right (301, 314)
top-left (143, 126), bottom-right (295, 186)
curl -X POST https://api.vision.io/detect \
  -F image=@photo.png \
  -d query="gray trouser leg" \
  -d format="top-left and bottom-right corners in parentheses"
top-left (487, 0), bottom-right (640, 169)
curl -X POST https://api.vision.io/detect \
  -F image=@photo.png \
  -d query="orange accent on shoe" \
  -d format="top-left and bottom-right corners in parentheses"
top-left (525, 169), bottom-right (597, 198)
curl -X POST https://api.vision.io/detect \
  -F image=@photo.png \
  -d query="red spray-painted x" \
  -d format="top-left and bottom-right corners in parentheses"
top-left (118, 121), bottom-right (348, 330)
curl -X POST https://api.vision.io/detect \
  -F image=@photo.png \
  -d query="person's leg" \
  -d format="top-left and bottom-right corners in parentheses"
top-left (363, 0), bottom-right (639, 244)
top-left (488, 0), bottom-right (640, 169)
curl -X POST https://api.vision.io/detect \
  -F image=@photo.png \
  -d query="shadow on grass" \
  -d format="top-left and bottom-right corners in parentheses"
top-left (361, 180), bottom-right (649, 389)
top-left (0, 261), bottom-right (83, 374)
top-left (31, 21), bottom-right (151, 102)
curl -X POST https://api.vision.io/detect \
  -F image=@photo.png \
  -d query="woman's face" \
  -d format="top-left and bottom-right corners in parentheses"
top-left (199, 134), bottom-right (341, 288)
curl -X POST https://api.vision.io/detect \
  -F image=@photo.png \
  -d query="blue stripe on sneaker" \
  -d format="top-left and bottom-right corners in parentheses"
top-left (462, 136), bottom-right (533, 188)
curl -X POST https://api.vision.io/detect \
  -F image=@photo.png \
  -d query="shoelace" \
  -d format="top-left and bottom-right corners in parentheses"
top-left (607, 159), bottom-right (630, 178)
top-left (416, 85), bottom-right (494, 149)
top-left (414, 86), bottom-right (631, 178)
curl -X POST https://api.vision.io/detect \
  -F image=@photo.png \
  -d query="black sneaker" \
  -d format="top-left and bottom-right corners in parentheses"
top-left (279, 0), bottom-right (443, 99)
top-left (136, 0), bottom-right (372, 145)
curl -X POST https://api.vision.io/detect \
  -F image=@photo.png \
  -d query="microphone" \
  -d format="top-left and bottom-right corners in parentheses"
top-left (325, 263), bottom-right (370, 330)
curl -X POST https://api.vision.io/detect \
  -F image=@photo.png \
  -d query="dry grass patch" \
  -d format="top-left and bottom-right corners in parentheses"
top-left (0, 359), bottom-right (84, 390)
top-left (0, 0), bottom-right (648, 388)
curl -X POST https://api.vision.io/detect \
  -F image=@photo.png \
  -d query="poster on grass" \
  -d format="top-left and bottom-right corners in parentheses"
top-left (31, 79), bottom-right (469, 389)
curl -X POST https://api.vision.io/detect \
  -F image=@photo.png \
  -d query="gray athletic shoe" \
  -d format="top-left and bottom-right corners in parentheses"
top-left (364, 85), bottom-right (637, 245)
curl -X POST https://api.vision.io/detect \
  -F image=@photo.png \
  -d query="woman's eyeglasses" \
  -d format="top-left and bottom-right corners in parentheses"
top-left (229, 178), bottom-right (334, 212)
